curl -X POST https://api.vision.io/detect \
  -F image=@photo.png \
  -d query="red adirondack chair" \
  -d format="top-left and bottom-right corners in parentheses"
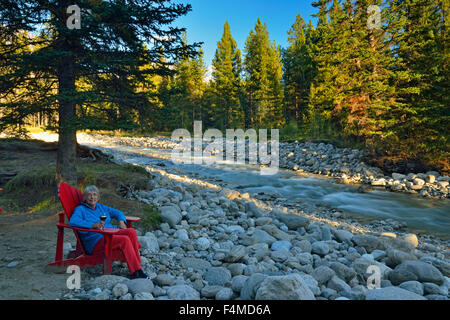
top-left (47, 182), bottom-right (141, 274)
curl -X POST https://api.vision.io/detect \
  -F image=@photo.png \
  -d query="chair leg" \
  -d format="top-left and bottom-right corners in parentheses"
top-left (54, 226), bottom-right (65, 262)
top-left (103, 234), bottom-right (113, 274)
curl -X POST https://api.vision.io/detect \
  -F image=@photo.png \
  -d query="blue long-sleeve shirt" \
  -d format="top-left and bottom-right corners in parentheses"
top-left (69, 202), bottom-right (127, 255)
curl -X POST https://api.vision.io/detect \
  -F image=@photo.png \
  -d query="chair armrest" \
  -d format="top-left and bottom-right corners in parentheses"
top-left (125, 216), bottom-right (140, 228)
top-left (56, 223), bottom-right (121, 235)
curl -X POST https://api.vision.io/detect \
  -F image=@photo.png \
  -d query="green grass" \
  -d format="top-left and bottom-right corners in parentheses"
top-left (138, 204), bottom-right (162, 233)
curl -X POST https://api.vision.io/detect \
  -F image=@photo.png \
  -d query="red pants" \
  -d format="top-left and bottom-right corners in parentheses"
top-left (92, 228), bottom-right (142, 274)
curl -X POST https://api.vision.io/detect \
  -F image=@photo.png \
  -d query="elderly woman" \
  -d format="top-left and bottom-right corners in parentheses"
top-left (69, 185), bottom-right (149, 279)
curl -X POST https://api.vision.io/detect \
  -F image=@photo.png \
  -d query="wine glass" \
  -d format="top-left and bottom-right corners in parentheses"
top-left (100, 215), bottom-right (107, 230)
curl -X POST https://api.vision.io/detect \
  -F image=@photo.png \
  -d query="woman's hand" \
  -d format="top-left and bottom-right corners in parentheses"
top-left (92, 221), bottom-right (105, 229)
top-left (118, 220), bottom-right (127, 229)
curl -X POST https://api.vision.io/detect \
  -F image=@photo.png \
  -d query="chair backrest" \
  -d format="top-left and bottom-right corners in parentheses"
top-left (58, 182), bottom-right (83, 219)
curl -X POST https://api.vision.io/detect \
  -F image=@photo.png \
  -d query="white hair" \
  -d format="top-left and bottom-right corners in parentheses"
top-left (83, 185), bottom-right (99, 200)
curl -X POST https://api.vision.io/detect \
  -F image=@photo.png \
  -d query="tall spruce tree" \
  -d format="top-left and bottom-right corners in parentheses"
top-left (243, 18), bottom-right (284, 128)
top-left (211, 21), bottom-right (243, 130)
top-left (0, 0), bottom-right (199, 185)
top-left (282, 14), bottom-right (315, 124)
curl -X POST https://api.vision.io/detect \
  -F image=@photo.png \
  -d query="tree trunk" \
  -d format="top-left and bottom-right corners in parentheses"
top-left (56, 53), bottom-right (78, 186)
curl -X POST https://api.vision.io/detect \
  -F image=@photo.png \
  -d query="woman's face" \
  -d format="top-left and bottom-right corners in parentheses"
top-left (85, 191), bottom-right (98, 208)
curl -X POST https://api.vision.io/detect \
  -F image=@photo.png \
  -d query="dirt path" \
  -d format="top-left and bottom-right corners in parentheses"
top-left (0, 209), bottom-right (77, 299)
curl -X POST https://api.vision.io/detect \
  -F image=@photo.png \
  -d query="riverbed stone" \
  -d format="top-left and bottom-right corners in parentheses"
top-left (365, 286), bottom-right (426, 300)
top-left (240, 273), bottom-right (267, 300)
top-left (312, 266), bottom-right (336, 285)
top-left (398, 281), bottom-right (424, 295)
top-left (204, 267), bottom-right (232, 286)
top-left (159, 205), bottom-right (182, 227)
top-left (167, 285), bottom-right (200, 300)
top-left (275, 213), bottom-right (310, 230)
top-left (333, 229), bottom-right (354, 243)
top-left (271, 240), bottom-right (292, 252)
top-left (311, 241), bottom-right (330, 256)
top-left (254, 273), bottom-right (315, 300)
top-left (394, 260), bottom-right (445, 285)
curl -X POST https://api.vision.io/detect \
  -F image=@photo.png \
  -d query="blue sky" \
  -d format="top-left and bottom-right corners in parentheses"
top-left (174, 0), bottom-right (318, 67)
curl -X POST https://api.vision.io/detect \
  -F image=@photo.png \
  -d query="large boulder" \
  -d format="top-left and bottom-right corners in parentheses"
top-left (393, 260), bottom-right (445, 285)
top-left (352, 234), bottom-right (385, 253)
top-left (275, 213), bottom-right (309, 230)
top-left (159, 205), bottom-right (182, 227)
top-left (167, 285), bottom-right (200, 300)
top-left (240, 273), bottom-right (268, 300)
top-left (254, 273), bottom-right (315, 300)
top-left (366, 287), bottom-right (426, 300)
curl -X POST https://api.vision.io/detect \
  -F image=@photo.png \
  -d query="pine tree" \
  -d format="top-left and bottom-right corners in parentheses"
top-left (211, 21), bottom-right (244, 130)
top-left (0, 0), bottom-right (199, 184)
top-left (282, 14), bottom-right (315, 124)
top-left (243, 18), bottom-right (284, 128)
top-left (386, 0), bottom-right (449, 161)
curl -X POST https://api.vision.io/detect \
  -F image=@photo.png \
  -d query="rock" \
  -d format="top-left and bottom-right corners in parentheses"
top-left (6, 261), bottom-right (19, 268)
top-left (298, 274), bottom-right (320, 296)
top-left (255, 273), bottom-right (315, 300)
top-left (240, 273), bottom-right (268, 300)
top-left (327, 276), bottom-right (351, 293)
top-left (321, 226), bottom-right (332, 241)
top-left (255, 217), bottom-right (272, 226)
top-left (153, 274), bottom-right (175, 287)
top-left (392, 173), bottom-right (406, 180)
top-left (394, 260), bottom-right (444, 285)
top-left (251, 229), bottom-right (277, 245)
top-left (167, 285), bottom-right (200, 300)
top-left (365, 287), bottom-right (426, 300)
top-left (333, 229), bottom-right (354, 243)
top-left (401, 234), bottom-right (419, 248)
top-left (231, 275), bottom-right (249, 293)
top-left (216, 287), bottom-right (234, 300)
top-left (261, 225), bottom-right (293, 241)
top-left (227, 263), bottom-right (245, 276)
top-left (311, 241), bottom-right (330, 256)
top-left (194, 237), bottom-right (211, 251)
top-left (352, 234), bottom-right (384, 253)
top-left (413, 178), bottom-right (425, 186)
top-left (386, 248), bottom-right (417, 267)
top-left (134, 292), bottom-right (155, 300)
top-left (174, 229), bottom-right (189, 241)
top-left (204, 267), bottom-right (232, 286)
top-left (389, 269), bottom-right (419, 286)
top-left (138, 234), bottom-right (160, 253)
top-left (86, 275), bottom-right (129, 291)
top-left (125, 279), bottom-right (154, 295)
top-left (94, 291), bottom-right (110, 300)
top-left (425, 175), bottom-right (436, 184)
top-left (159, 206), bottom-right (182, 227)
top-left (201, 285), bottom-right (224, 298)
top-left (180, 257), bottom-right (211, 271)
top-left (275, 213), bottom-right (309, 230)
top-left (419, 257), bottom-right (450, 277)
top-left (271, 240), bottom-right (292, 252)
top-left (398, 281), bottom-right (424, 296)
top-left (224, 246), bottom-right (246, 263)
top-left (423, 282), bottom-right (441, 295)
top-left (112, 283), bottom-right (128, 298)
top-left (330, 262), bottom-right (357, 282)
top-left (296, 239), bottom-right (312, 253)
top-left (312, 266), bottom-right (336, 285)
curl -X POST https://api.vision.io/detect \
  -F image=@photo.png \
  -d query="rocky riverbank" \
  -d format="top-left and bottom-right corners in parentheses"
top-left (60, 145), bottom-right (449, 301)
top-left (76, 133), bottom-right (449, 199)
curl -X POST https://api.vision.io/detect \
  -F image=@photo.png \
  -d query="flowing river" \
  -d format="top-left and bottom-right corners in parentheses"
top-left (75, 138), bottom-right (450, 240)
